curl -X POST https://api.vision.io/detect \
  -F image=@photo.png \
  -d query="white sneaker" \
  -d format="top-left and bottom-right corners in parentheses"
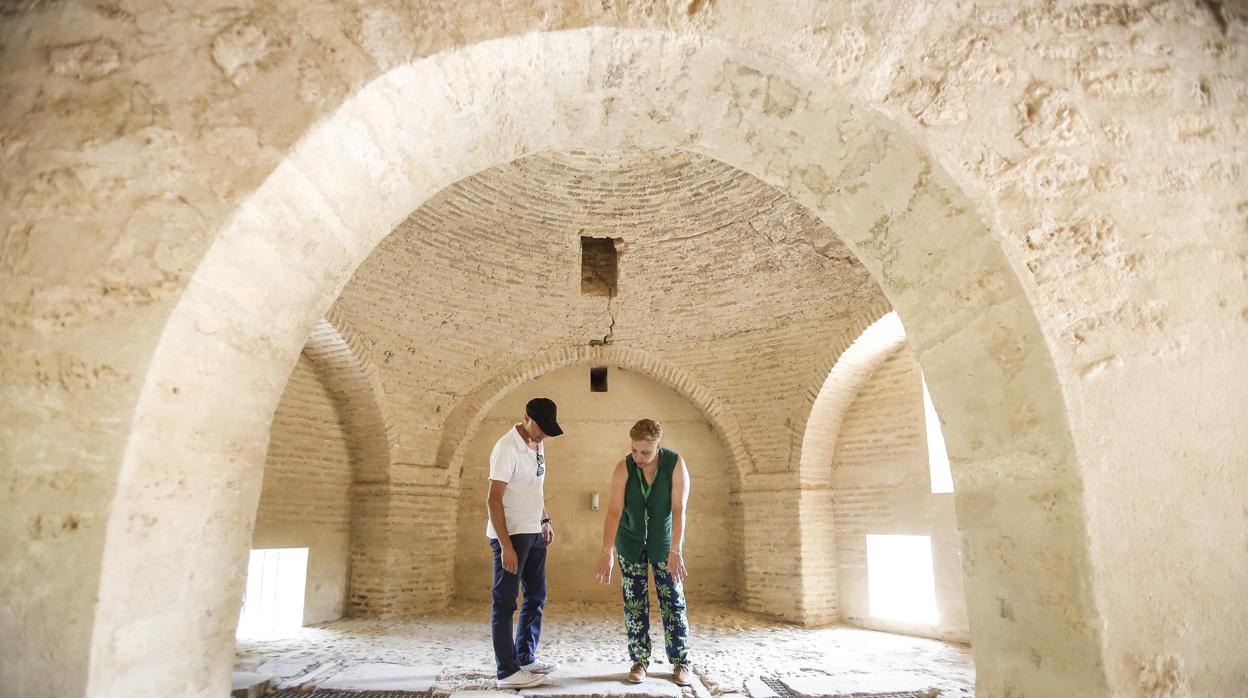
top-left (521, 659), bottom-right (559, 674)
top-left (498, 670), bottom-right (548, 689)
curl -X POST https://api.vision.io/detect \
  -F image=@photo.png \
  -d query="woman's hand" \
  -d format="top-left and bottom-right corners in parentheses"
top-left (596, 549), bottom-right (615, 585)
top-left (667, 550), bottom-right (688, 584)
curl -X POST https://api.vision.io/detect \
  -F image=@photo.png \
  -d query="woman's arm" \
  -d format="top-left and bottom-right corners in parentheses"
top-left (596, 459), bottom-right (628, 584)
top-left (667, 457), bottom-right (691, 583)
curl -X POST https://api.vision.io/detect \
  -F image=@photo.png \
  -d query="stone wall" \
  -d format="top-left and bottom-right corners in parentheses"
top-left (1, 6), bottom-right (1245, 698)
top-left (454, 365), bottom-right (736, 605)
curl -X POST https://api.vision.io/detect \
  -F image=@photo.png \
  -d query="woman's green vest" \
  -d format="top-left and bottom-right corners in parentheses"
top-left (615, 448), bottom-right (678, 563)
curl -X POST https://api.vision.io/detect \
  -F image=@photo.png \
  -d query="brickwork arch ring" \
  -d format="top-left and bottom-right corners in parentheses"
top-left (297, 308), bottom-right (400, 483)
top-left (92, 27), bottom-right (1108, 697)
top-left (436, 345), bottom-right (753, 488)
top-left (798, 311), bottom-right (909, 488)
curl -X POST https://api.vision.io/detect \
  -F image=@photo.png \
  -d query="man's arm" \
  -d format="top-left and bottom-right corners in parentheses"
top-left (487, 480), bottom-right (519, 574)
top-left (541, 506), bottom-right (554, 545)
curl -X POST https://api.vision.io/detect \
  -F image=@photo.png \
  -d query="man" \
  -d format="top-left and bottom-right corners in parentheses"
top-left (486, 397), bottom-right (563, 688)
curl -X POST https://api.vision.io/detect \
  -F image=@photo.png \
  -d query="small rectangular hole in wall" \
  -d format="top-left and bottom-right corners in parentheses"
top-left (590, 366), bottom-right (608, 392)
top-left (581, 236), bottom-right (618, 296)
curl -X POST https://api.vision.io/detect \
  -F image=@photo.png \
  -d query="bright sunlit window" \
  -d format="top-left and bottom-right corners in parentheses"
top-left (237, 547), bottom-right (308, 638)
top-left (922, 373), bottom-right (954, 494)
top-left (866, 534), bottom-right (938, 625)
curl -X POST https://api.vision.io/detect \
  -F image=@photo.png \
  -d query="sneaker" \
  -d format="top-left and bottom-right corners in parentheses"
top-left (672, 665), bottom-right (694, 687)
top-left (498, 670), bottom-right (547, 689)
top-left (627, 663), bottom-right (648, 684)
top-left (521, 659), bottom-right (559, 674)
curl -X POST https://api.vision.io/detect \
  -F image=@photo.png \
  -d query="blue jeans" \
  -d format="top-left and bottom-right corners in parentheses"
top-left (490, 533), bottom-right (547, 679)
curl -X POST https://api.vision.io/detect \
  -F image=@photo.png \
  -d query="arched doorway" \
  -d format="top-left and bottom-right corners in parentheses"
top-left (91, 29), bottom-right (1104, 697)
top-left (800, 311), bottom-right (969, 641)
top-left (452, 361), bottom-right (738, 605)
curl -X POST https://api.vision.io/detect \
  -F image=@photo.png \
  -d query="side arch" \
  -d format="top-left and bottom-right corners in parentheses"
top-left (437, 344), bottom-right (754, 489)
top-left (304, 310), bottom-right (397, 483)
top-left (298, 313), bottom-right (424, 616)
top-left (792, 310), bottom-right (911, 625)
top-left (787, 299), bottom-right (895, 477)
top-left (798, 311), bottom-right (909, 487)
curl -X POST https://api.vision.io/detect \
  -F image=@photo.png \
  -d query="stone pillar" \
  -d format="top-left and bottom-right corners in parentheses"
top-left (734, 486), bottom-right (804, 622)
top-left (797, 487), bottom-right (839, 625)
top-left (349, 482), bottom-right (457, 616)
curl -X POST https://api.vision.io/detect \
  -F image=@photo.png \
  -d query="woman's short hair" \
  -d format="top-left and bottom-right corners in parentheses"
top-left (629, 419), bottom-right (663, 442)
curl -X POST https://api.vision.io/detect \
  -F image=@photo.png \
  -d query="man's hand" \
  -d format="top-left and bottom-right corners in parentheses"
top-left (667, 550), bottom-right (687, 584)
top-left (501, 545), bottom-right (519, 574)
top-left (596, 549), bottom-right (615, 585)
top-left (542, 520), bottom-right (555, 545)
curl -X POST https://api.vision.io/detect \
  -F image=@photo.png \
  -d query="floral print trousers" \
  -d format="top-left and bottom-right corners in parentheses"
top-left (619, 551), bottom-right (690, 667)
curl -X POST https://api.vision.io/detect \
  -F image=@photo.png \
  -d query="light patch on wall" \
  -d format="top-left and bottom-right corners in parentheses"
top-left (237, 547), bottom-right (308, 638)
top-left (922, 373), bottom-right (954, 494)
top-left (866, 534), bottom-right (938, 625)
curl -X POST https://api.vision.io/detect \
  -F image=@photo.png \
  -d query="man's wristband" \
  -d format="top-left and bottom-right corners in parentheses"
top-left (541, 517), bottom-right (552, 524)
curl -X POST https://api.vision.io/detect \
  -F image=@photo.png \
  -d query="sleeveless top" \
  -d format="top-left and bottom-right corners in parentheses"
top-left (615, 447), bottom-right (678, 563)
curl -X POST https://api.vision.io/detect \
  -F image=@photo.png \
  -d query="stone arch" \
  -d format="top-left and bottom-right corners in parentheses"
top-left (302, 310), bottom-right (396, 484)
top-left (438, 344), bottom-right (753, 489)
top-left (444, 345), bottom-right (748, 605)
top-left (798, 311), bottom-right (909, 488)
top-left (90, 28), bottom-right (1107, 697)
top-left (792, 310), bottom-right (911, 626)
top-left (788, 298), bottom-right (895, 477)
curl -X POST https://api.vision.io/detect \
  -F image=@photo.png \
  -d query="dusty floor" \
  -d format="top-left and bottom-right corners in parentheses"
top-left (235, 601), bottom-right (975, 696)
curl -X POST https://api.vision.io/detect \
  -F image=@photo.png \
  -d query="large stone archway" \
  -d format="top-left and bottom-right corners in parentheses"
top-left (85, 28), bottom-right (1107, 697)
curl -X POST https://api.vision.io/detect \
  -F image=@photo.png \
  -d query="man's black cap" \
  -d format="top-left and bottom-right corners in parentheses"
top-left (525, 397), bottom-right (563, 437)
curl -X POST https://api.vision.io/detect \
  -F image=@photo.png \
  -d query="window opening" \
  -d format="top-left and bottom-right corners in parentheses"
top-left (866, 534), bottom-right (938, 625)
top-left (590, 366), bottom-right (608, 392)
top-left (580, 236), bottom-right (618, 296)
top-left (236, 547), bottom-right (308, 638)
top-left (922, 373), bottom-right (954, 494)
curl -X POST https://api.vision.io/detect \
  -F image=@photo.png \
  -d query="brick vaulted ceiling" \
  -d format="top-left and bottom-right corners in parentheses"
top-left (332, 148), bottom-right (889, 475)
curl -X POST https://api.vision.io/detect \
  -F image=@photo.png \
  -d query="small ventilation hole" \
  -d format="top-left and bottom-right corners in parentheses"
top-left (580, 236), bottom-right (618, 296)
top-left (590, 366), bottom-right (608, 392)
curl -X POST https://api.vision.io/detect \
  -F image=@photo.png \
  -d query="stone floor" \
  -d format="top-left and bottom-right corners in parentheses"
top-left (234, 601), bottom-right (974, 697)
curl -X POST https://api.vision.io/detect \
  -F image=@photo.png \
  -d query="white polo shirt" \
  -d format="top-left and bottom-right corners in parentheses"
top-left (485, 425), bottom-right (546, 539)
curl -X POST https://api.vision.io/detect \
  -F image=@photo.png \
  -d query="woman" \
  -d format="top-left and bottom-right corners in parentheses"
top-left (596, 418), bottom-right (693, 686)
